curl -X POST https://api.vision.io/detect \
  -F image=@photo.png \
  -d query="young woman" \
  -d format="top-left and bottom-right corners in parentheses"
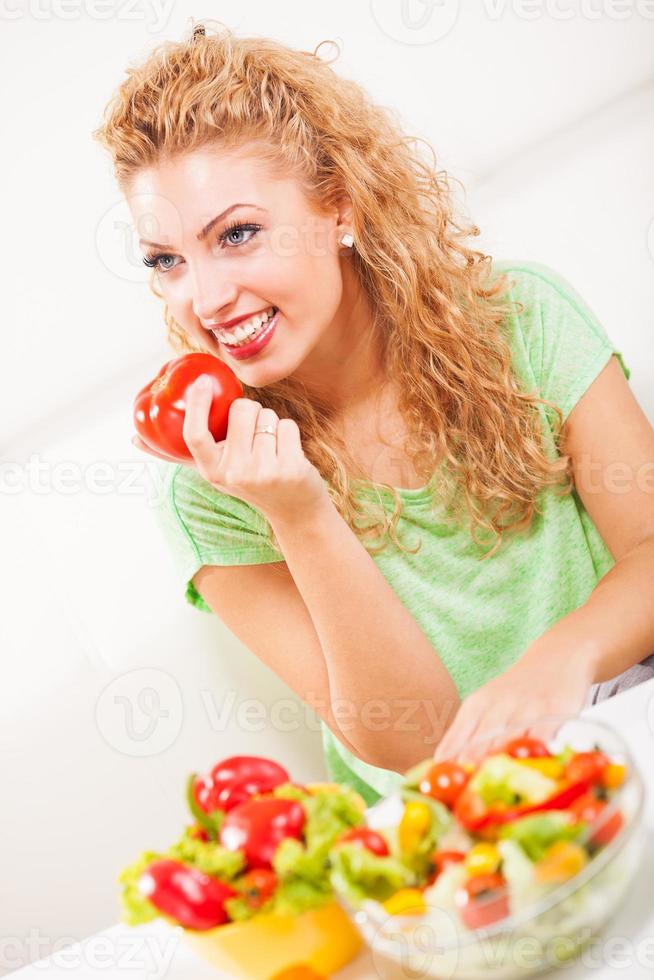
top-left (93, 23), bottom-right (654, 806)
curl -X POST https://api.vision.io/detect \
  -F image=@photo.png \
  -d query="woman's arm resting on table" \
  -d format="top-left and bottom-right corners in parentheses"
top-left (559, 354), bottom-right (654, 680)
top-left (433, 355), bottom-right (654, 761)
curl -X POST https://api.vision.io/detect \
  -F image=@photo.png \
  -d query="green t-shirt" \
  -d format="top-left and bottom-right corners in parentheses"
top-left (149, 260), bottom-right (631, 807)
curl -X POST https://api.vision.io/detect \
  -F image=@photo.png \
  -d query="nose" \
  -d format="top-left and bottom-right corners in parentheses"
top-left (191, 268), bottom-right (239, 326)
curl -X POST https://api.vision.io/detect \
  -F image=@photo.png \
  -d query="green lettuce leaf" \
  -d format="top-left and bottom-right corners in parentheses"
top-left (329, 843), bottom-right (416, 908)
top-left (117, 851), bottom-right (165, 926)
top-left (470, 753), bottom-right (557, 807)
top-left (167, 829), bottom-right (246, 880)
top-left (266, 786), bottom-right (366, 917)
top-left (499, 811), bottom-right (588, 862)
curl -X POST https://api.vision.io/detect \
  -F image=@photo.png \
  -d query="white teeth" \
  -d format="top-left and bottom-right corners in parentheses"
top-left (216, 307), bottom-right (276, 346)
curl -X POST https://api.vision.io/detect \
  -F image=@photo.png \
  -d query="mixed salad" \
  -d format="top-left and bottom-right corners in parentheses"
top-left (329, 735), bottom-right (629, 932)
top-left (119, 754), bottom-right (369, 931)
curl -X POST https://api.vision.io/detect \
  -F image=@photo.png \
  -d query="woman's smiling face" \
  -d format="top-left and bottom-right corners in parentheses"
top-left (127, 143), bottom-right (376, 398)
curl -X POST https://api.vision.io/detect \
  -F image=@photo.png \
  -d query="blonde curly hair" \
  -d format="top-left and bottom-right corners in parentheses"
top-left (92, 20), bottom-right (572, 560)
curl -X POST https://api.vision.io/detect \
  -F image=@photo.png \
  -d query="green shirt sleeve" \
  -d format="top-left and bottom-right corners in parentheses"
top-left (495, 260), bottom-right (631, 427)
top-left (151, 462), bottom-right (284, 613)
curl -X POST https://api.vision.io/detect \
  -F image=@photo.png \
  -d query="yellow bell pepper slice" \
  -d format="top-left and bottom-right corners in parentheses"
top-left (383, 888), bottom-right (426, 916)
top-left (398, 800), bottom-right (432, 854)
top-left (535, 841), bottom-right (588, 884)
top-left (602, 763), bottom-right (626, 789)
top-left (517, 757), bottom-right (564, 780)
top-left (464, 843), bottom-right (501, 876)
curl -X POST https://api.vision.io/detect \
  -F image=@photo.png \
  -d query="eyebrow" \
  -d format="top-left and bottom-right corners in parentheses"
top-left (139, 203), bottom-right (267, 250)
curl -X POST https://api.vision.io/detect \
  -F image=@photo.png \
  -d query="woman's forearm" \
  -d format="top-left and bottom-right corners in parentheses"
top-left (519, 534), bottom-right (654, 684)
top-left (268, 497), bottom-right (460, 773)
top-left (567, 534), bottom-right (654, 683)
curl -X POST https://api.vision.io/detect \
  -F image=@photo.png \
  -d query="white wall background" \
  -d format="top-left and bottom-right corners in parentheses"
top-left (2, 1), bottom-right (653, 973)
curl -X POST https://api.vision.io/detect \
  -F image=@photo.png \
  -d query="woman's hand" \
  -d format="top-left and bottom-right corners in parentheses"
top-left (431, 638), bottom-right (598, 765)
top-left (133, 374), bottom-right (331, 526)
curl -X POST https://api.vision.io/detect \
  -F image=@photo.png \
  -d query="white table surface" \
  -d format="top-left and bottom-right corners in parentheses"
top-left (13, 679), bottom-right (654, 979)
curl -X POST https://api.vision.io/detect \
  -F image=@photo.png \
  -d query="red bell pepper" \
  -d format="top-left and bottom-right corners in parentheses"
top-left (454, 777), bottom-right (591, 833)
top-left (138, 859), bottom-right (236, 930)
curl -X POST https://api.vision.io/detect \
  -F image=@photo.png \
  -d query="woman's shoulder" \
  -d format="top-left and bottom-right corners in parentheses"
top-left (488, 257), bottom-right (631, 420)
top-left (490, 258), bottom-right (584, 307)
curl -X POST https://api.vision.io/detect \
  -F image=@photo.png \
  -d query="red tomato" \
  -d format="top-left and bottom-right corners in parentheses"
top-left (210, 756), bottom-right (290, 789)
top-left (426, 850), bottom-right (466, 886)
top-left (564, 751), bottom-right (609, 787)
top-left (453, 787), bottom-right (489, 830)
top-left (420, 762), bottom-right (469, 808)
top-left (335, 827), bottom-right (390, 857)
top-left (240, 868), bottom-right (279, 909)
top-left (194, 756), bottom-right (290, 814)
top-left (134, 353), bottom-right (243, 461)
top-left (138, 858), bottom-right (236, 930)
top-left (193, 775), bottom-right (220, 814)
top-left (455, 873), bottom-right (510, 930)
top-left (220, 797), bottom-right (306, 869)
top-left (503, 736), bottom-right (551, 760)
top-left (569, 793), bottom-right (624, 846)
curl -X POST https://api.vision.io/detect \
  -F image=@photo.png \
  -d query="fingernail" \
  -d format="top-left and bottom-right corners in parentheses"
top-left (195, 375), bottom-right (210, 390)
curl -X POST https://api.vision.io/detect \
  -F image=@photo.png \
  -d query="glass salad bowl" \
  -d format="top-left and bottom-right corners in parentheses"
top-left (341, 715), bottom-right (647, 980)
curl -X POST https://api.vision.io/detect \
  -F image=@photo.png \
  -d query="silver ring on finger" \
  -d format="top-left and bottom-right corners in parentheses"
top-left (254, 424), bottom-right (278, 436)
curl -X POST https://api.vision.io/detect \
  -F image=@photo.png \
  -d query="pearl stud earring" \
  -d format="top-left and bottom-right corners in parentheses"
top-left (340, 232), bottom-right (354, 248)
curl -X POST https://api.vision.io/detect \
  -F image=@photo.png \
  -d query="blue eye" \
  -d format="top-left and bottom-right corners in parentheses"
top-left (142, 253), bottom-right (179, 273)
top-left (142, 222), bottom-right (263, 274)
top-left (221, 221), bottom-right (262, 247)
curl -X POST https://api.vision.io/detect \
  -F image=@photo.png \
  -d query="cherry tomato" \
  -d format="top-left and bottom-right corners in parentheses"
top-left (569, 793), bottom-right (624, 846)
top-left (426, 850), bottom-right (466, 886)
top-left (420, 762), bottom-right (469, 808)
top-left (193, 756), bottom-right (290, 814)
top-left (134, 352), bottom-right (243, 461)
top-left (564, 751), bottom-right (610, 787)
top-left (138, 858), bottom-right (236, 930)
top-left (455, 873), bottom-right (510, 931)
top-left (240, 868), bottom-right (278, 909)
top-left (335, 827), bottom-right (390, 857)
top-left (220, 797), bottom-right (306, 869)
top-left (503, 736), bottom-right (551, 760)
top-left (453, 787), bottom-right (489, 830)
